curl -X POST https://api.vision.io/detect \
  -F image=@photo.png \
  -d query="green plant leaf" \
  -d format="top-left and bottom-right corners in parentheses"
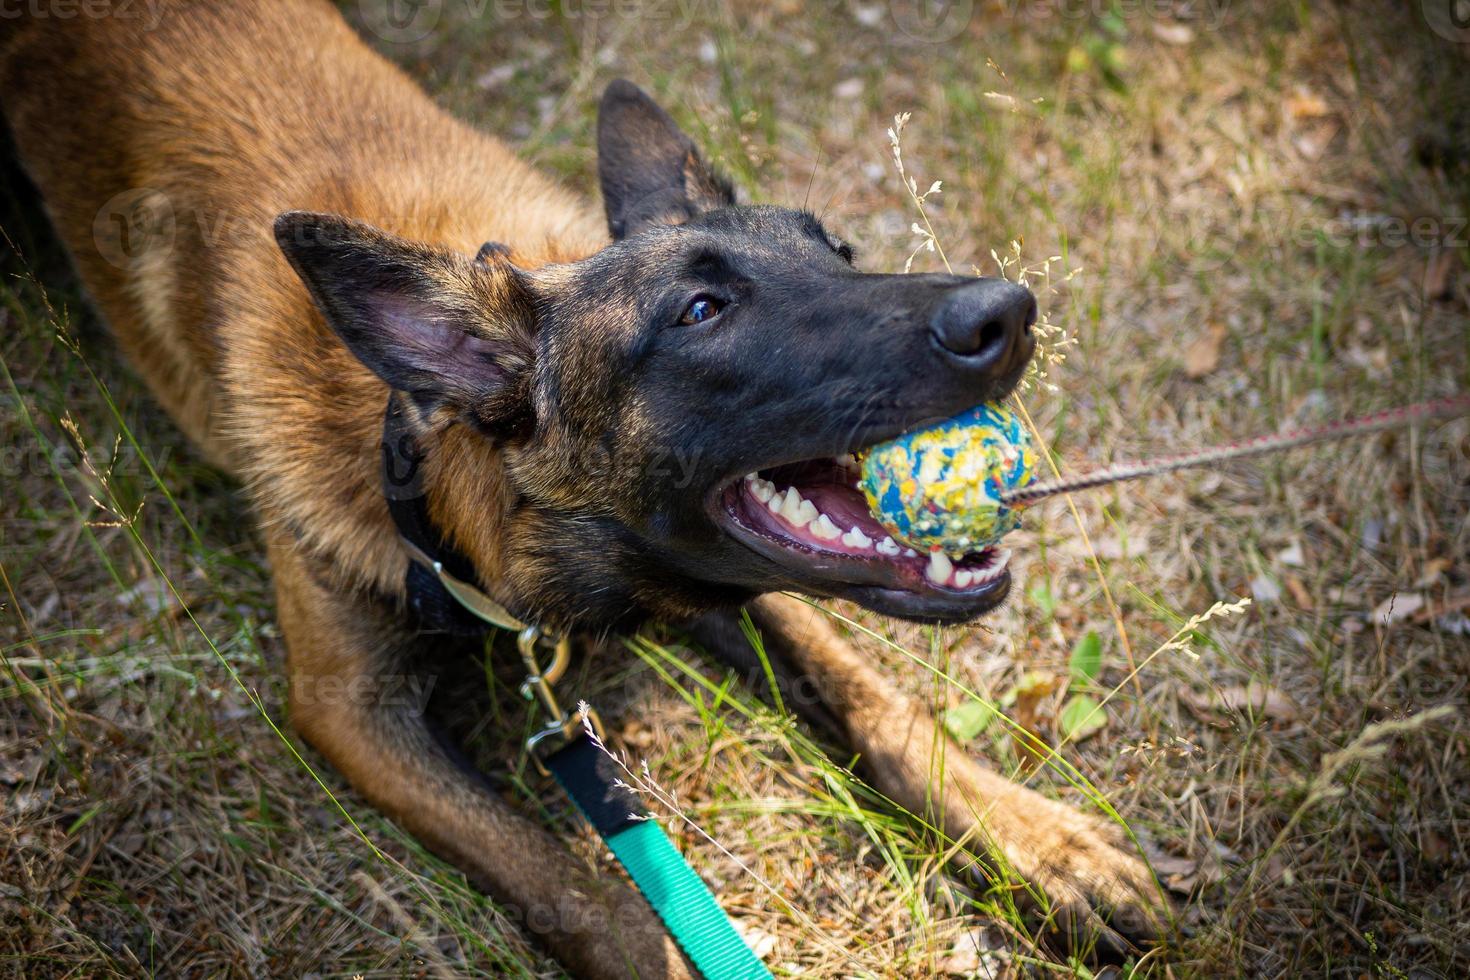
top-left (943, 700), bottom-right (997, 743)
top-left (1028, 579), bottom-right (1056, 619)
top-left (1069, 630), bottom-right (1103, 684)
top-left (1058, 694), bottom-right (1107, 741)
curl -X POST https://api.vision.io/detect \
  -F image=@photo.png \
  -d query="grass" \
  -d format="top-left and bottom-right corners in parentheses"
top-left (4, 1), bottom-right (1470, 976)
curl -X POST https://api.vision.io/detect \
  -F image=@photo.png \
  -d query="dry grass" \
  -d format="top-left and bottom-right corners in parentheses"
top-left (4, 1), bottom-right (1469, 977)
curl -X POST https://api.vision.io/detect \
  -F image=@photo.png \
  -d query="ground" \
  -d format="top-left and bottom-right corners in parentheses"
top-left (3, 1), bottom-right (1469, 977)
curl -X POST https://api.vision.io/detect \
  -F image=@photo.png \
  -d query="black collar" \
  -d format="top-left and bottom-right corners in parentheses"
top-left (380, 393), bottom-right (520, 636)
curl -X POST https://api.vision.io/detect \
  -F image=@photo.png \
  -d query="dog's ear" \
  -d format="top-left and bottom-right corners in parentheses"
top-left (273, 211), bottom-right (536, 435)
top-left (597, 79), bottom-right (735, 240)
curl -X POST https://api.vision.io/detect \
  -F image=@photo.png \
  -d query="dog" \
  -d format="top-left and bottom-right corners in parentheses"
top-left (0, 2), bottom-right (1164, 975)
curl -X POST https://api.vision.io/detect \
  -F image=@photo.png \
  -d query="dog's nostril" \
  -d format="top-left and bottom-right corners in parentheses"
top-left (932, 280), bottom-right (1035, 364)
top-left (969, 319), bottom-right (1006, 357)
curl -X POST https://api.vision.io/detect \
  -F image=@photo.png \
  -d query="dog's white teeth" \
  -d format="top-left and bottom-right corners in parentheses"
top-left (841, 525), bottom-right (873, 549)
top-left (766, 490), bottom-right (784, 514)
top-left (954, 569), bottom-right (973, 588)
top-left (749, 477), bottom-right (775, 504)
top-left (903, 548), bottom-right (918, 559)
top-left (776, 487), bottom-right (801, 522)
top-left (810, 513), bottom-right (842, 541)
top-left (777, 487), bottom-right (816, 528)
top-left (964, 548), bottom-right (1014, 586)
top-left (876, 536), bottom-right (902, 557)
top-left (926, 550), bottom-right (954, 586)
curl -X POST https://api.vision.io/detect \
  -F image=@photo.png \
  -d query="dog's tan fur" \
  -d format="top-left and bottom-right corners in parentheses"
top-left (2, 2), bottom-right (1162, 975)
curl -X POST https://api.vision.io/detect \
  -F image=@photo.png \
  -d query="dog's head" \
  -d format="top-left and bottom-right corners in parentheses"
top-left (276, 81), bottom-right (1035, 629)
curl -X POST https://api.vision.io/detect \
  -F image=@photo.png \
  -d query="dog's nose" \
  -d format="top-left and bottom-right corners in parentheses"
top-left (930, 278), bottom-right (1037, 375)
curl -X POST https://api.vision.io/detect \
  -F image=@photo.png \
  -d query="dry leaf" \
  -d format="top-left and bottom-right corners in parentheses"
top-left (732, 919), bottom-right (778, 960)
top-left (1284, 89), bottom-right (1330, 120)
top-left (1424, 249), bottom-right (1457, 301)
top-left (1155, 845), bottom-right (1234, 893)
top-left (1285, 575), bottom-right (1314, 610)
top-left (1183, 323), bottom-right (1227, 379)
top-left (1274, 543), bottom-right (1306, 567)
top-left (1371, 592), bottom-right (1426, 626)
top-left (937, 928), bottom-right (1008, 977)
top-left (1416, 557), bottom-right (1451, 587)
top-left (1152, 22), bottom-right (1195, 45)
top-left (1183, 681), bottom-right (1298, 722)
top-left (1250, 575), bottom-right (1282, 603)
top-left (1410, 589), bottom-right (1470, 625)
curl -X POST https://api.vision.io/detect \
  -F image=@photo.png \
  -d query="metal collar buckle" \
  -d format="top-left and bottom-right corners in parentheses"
top-left (518, 626), bottom-right (603, 775)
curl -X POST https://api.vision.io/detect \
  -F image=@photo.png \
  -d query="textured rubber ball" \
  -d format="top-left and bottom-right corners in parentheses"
top-left (858, 402), bottom-right (1038, 553)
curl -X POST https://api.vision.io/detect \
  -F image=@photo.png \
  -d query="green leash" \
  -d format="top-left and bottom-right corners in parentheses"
top-left (542, 735), bottom-right (773, 979)
top-left (520, 629), bottom-right (773, 980)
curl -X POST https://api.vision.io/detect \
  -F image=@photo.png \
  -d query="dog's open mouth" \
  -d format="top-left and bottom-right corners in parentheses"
top-left (714, 455), bottom-right (1011, 614)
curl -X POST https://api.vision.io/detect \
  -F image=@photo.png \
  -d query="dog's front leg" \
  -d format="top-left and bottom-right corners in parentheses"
top-left (694, 593), bottom-right (1167, 951)
top-left (266, 533), bottom-right (693, 980)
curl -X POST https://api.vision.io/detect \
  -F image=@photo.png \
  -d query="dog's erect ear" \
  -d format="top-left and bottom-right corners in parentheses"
top-left (274, 211), bottom-right (536, 435)
top-left (597, 79), bottom-right (735, 240)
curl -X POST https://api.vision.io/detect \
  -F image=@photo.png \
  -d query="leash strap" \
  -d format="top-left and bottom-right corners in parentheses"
top-left (542, 736), bottom-right (773, 980)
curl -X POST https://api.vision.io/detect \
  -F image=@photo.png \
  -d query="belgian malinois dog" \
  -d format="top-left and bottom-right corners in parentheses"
top-left (2, 2), bottom-right (1164, 975)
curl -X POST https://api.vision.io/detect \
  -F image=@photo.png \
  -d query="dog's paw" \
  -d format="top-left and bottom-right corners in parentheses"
top-left (936, 760), bottom-right (1172, 957)
top-left (1016, 802), bottom-right (1171, 956)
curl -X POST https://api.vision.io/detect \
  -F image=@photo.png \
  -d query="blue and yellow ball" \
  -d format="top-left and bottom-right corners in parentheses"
top-left (859, 402), bottom-right (1038, 553)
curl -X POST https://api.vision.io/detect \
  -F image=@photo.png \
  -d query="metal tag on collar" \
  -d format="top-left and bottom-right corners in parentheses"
top-left (399, 536), bottom-right (526, 632)
top-left (518, 626), bottom-right (604, 775)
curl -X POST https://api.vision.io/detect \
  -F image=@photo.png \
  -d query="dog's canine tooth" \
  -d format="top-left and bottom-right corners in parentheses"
top-left (841, 525), bottom-right (873, 549)
top-left (926, 550), bottom-right (953, 586)
top-left (810, 513), bottom-right (842, 540)
top-left (876, 536), bottom-right (902, 557)
top-left (778, 487), bottom-right (813, 527)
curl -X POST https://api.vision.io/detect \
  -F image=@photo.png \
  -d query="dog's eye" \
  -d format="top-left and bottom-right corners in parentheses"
top-left (679, 296), bottom-right (724, 325)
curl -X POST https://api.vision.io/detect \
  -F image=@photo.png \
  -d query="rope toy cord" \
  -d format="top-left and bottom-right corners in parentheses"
top-left (860, 394), bottom-right (1470, 554)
